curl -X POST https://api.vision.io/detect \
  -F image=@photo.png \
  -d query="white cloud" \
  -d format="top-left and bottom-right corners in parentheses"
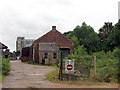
top-left (0, 0), bottom-right (119, 52)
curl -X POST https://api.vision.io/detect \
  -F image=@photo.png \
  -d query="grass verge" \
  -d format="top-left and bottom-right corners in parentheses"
top-left (46, 68), bottom-right (60, 83)
top-left (45, 68), bottom-right (116, 85)
top-left (23, 61), bottom-right (58, 68)
top-left (0, 75), bottom-right (5, 83)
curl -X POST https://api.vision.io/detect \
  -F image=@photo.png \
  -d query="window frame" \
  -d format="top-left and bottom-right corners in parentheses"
top-left (44, 53), bottom-right (48, 59)
top-left (53, 53), bottom-right (57, 59)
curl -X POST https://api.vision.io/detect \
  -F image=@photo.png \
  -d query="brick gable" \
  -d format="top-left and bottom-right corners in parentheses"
top-left (35, 30), bottom-right (73, 47)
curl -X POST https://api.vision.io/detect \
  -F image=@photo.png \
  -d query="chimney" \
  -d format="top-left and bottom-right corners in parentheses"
top-left (52, 26), bottom-right (56, 30)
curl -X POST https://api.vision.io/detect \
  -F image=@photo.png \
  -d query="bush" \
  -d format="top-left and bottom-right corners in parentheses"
top-left (73, 45), bottom-right (88, 57)
top-left (42, 57), bottom-right (45, 65)
top-left (0, 57), bottom-right (10, 75)
top-left (65, 49), bottom-right (119, 83)
top-left (91, 50), bottom-right (119, 82)
top-left (95, 58), bottom-right (118, 82)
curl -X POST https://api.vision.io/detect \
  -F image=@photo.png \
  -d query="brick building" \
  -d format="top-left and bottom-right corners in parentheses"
top-left (30, 26), bottom-right (74, 64)
top-left (38, 43), bottom-right (61, 64)
top-left (16, 37), bottom-right (35, 58)
top-left (16, 37), bottom-right (35, 52)
top-left (21, 47), bottom-right (30, 62)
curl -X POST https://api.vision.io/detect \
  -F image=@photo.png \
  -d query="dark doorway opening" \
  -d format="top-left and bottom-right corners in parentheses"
top-left (60, 48), bottom-right (70, 57)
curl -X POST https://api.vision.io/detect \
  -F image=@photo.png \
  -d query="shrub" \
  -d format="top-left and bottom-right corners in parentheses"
top-left (95, 58), bottom-right (118, 82)
top-left (42, 57), bottom-right (45, 65)
top-left (65, 49), bottom-right (119, 83)
top-left (91, 51), bottom-right (119, 82)
top-left (0, 57), bottom-right (10, 75)
top-left (73, 45), bottom-right (88, 57)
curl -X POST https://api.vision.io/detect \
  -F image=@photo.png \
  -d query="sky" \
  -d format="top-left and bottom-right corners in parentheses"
top-left (0, 0), bottom-right (119, 52)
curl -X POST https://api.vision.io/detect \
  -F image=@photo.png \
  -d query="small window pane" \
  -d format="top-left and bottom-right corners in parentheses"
top-left (53, 53), bottom-right (57, 59)
top-left (44, 53), bottom-right (48, 59)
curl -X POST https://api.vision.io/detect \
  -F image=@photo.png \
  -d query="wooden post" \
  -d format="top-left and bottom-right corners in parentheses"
top-left (60, 52), bottom-right (63, 81)
top-left (94, 56), bottom-right (96, 75)
top-left (58, 51), bottom-right (63, 80)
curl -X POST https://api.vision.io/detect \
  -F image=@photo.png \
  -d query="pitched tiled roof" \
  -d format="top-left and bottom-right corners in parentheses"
top-left (35, 29), bottom-right (74, 47)
top-left (39, 43), bottom-right (59, 51)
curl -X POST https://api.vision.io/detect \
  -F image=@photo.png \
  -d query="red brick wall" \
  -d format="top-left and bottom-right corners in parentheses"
top-left (29, 46), bottom-right (33, 62)
top-left (33, 30), bottom-right (74, 62)
top-left (39, 51), bottom-right (60, 64)
top-left (21, 56), bottom-right (29, 62)
top-left (35, 30), bottom-right (73, 48)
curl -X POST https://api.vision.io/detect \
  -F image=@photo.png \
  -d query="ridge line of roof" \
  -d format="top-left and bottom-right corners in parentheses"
top-left (34, 29), bottom-right (74, 45)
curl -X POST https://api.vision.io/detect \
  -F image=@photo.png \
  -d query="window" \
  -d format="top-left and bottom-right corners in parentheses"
top-left (44, 53), bottom-right (48, 59)
top-left (53, 53), bottom-right (57, 59)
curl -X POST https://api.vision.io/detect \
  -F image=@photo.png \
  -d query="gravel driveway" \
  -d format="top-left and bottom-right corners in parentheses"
top-left (2, 60), bottom-right (119, 88)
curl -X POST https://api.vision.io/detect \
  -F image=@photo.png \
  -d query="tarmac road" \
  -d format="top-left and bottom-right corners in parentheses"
top-left (2, 60), bottom-right (119, 88)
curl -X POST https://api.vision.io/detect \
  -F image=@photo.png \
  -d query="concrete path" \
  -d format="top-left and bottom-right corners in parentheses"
top-left (2, 60), bottom-right (119, 88)
top-left (2, 60), bottom-right (58, 88)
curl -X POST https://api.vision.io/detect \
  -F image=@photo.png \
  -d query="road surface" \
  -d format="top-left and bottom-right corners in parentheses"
top-left (2, 60), bottom-right (119, 88)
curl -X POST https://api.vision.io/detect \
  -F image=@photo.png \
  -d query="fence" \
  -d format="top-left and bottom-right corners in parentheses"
top-left (71, 57), bottom-right (92, 78)
top-left (61, 55), bottom-right (119, 82)
top-left (59, 56), bottom-right (92, 80)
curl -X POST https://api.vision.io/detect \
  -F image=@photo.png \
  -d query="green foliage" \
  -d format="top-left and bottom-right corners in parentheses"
top-left (73, 45), bottom-right (88, 57)
top-left (104, 23), bottom-right (120, 51)
top-left (41, 57), bottom-right (45, 65)
top-left (91, 50), bottom-right (119, 82)
top-left (63, 21), bottom-right (120, 83)
top-left (64, 22), bottom-right (99, 53)
top-left (0, 57), bottom-right (10, 75)
top-left (98, 22), bottom-right (113, 42)
top-left (46, 68), bottom-right (59, 82)
top-left (96, 58), bottom-right (118, 82)
top-left (71, 35), bottom-right (79, 48)
top-left (65, 47), bottom-right (119, 83)
top-left (63, 31), bottom-right (73, 38)
top-left (112, 47), bottom-right (120, 58)
top-left (0, 75), bottom-right (5, 83)
top-left (74, 22), bottom-right (99, 53)
top-left (99, 21), bottom-right (120, 51)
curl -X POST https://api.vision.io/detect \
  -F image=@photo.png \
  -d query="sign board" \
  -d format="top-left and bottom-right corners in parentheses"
top-left (65, 60), bottom-right (74, 74)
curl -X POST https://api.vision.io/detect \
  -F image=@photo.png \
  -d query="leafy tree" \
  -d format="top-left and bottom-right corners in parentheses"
top-left (63, 22), bottom-right (99, 53)
top-left (73, 45), bottom-right (88, 57)
top-left (63, 31), bottom-right (72, 37)
top-left (98, 22), bottom-right (113, 51)
top-left (71, 35), bottom-right (79, 48)
top-left (103, 21), bottom-right (120, 51)
top-left (73, 22), bottom-right (99, 53)
top-left (98, 22), bottom-right (113, 42)
top-left (66, 32), bottom-right (73, 39)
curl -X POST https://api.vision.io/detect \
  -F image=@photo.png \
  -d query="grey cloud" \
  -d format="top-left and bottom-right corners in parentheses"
top-left (0, 0), bottom-right (119, 52)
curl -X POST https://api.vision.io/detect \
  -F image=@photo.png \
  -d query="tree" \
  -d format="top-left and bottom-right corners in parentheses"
top-left (63, 22), bottom-right (99, 53)
top-left (74, 45), bottom-right (88, 57)
top-left (103, 21), bottom-right (120, 51)
top-left (98, 22), bottom-right (113, 42)
top-left (71, 35), bottom-right (79, 48)
top-left (63, 31), bottom-right (72, 37)
top-left (73, 22), bottom-right (99, 53)
top-left (98, 22), bottom-right (113, 51)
